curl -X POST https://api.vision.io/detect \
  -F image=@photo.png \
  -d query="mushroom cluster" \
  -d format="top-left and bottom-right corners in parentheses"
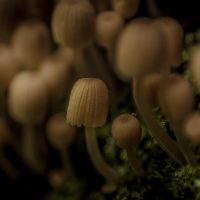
top-left (1, 0), bottom-right (200, 199)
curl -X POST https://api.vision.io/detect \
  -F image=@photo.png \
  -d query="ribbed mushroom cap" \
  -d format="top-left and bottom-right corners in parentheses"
top-left (0, 45), bottom-right (21, 90)
top-left (0, 118), bottom-right (11, 145)
top-left (153, 17), bottom-right (184, 66)
top-left (184, 112), bottom-right (200, 144)
top-left (46, 112), bottom-right (76, 150)
top-left (52, 0), bottom-right (95, 48)
top-left (12, 20), bottom-right (51, 70)
top-left (111, 0), bottom-right (140, 19)
top-left (39, 47), bottom-right (74, 98)
top-left (112, 113), bottom-right (141, 149)
top-left (8, 71), bottom-right (49, 124)
top-left (158, 75), bottom-right (194, 123)
top-left (115, 19), bottom-right (164, 79)
top-left (189, 45), bottom-right (200, 89)
top-left (95, 11), bottom-right (124, 48)
top-left (67, 78), bottom-right (109, 128)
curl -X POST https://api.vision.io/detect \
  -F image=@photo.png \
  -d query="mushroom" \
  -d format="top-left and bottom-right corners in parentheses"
top-left (157, 75), bottom-right (197, 165)
top-left (12, 20), bottom-right (51, 70)
top-left (67, 78), bottom-right (123, 190)
top-left (115, 18), bottom-right (186, 165)
top-left (8, 70), bottom-right (49, 173)
top-left (111, 0), bottom-right (140, 19)
top-left (46, 112), bottom-right (76, 180)
top-left (112, 113), bottom-right (146, 176)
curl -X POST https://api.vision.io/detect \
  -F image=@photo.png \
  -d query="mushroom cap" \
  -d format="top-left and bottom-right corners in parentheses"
top-left (8, 71), bottom-right (49, 124)
top-left (95, 11), bottom-right (124, 48)
top-left (46, 112), bottom-right (76, 150)
top-left (184, 112), bottom-right (200, 144)
top-left (67, 78), bottom-right (109, 128)
top-left (12, 20), bottom-right (51, 70)
top-left (52, 0), bottom-right (95, 48)
top-left (189, 45), bottom-right (200, 89)
top-left (0, 45), bottom-right (21, 89)
top-left (112, 113), bottom-right (141, 149)
top-left (115, 18), bottom-right (165, 79)
top-left (158, 75), bottom-right (194, 124)
top-left (153, 17), bottom-right (184, 66)
top-left (39, 47), bottom-right (74, 98)
top-left (111, 0), bottom-right (140, 19)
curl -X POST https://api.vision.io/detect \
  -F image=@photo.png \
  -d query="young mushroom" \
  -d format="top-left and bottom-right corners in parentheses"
top-left (67, 78), bottom-right (123, 190)
top-left (115, 18), bottom-right (186, 166)
top-left (8, 71), bottom-right (49, 174)
top-left (46, 112), bottom-right (76, 180)
top-left (112, 113), bottom-right (146, 176)
top-left (157, 75), bottom-right (197, 165)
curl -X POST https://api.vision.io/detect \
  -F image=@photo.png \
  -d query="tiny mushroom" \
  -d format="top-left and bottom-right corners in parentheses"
top-left (112, 113), bottom-right (146, 176)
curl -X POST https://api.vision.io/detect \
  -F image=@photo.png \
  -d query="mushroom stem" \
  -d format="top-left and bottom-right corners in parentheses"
top-left (171, 122), bottom-right (197, 166)
top-left (22, 125), bottom-right (45, 174)
top-left (85, 127), bottom-right (123, 184)
top-left (126, 146), bottom-right (146, 177)
top-left (60, 150), bottom-right (75, 180)
top-left (133, 77), bottom-right (186, 166)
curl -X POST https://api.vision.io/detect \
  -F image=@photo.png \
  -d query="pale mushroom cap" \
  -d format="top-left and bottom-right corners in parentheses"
top-left (46, 112), bottom-right (76, 150)
top-left (112, 113), bottom-right (141, 149)
top-left (115, 19), bottom-right (164, 79)
top-left (52, 0), bottom-right (95, 48)
top-left (12, 20), bottom-right (51, 70)
top-left (184, 112), bottom-right (200, 144)
top-left (8, 71), bottom-right (49, 124)
top-left (153, 17), bottom-right (184, 66)
top-left (39, 48), bottom-right (74, 97)
top-left (111, 0), bottom-right (140, 19)
top-left (0, 45), bottom-right (21, 89)
top-left (158, 75), bottom-right (194, 123)
top-left (190, 45), bottom-right (200, 89)
top-left (95, 11), bottom-right (124, 48)
top-left (67, 78), bottom-right (109, 128)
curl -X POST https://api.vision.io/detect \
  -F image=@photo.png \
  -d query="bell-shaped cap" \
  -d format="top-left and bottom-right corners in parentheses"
top-left (112, 113), bottom-right (141, 149)
top-left (67, 78), bottom-right (109, 128)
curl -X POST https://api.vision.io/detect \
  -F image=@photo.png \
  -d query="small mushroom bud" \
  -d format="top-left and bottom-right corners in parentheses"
top-left (189, 45), bottom-right (200, 89)
top-left (112, 113), bottom-right (146, 176)
top-left (67, 78), bottom-right (122, 190)
top-left (157, 75), bottom-right (196, 165)
top-left (8, 71), bottom-right (49, 173)
top-left (47, 112), bottom-right (76, 180)
top-left (184, 112), bottom-right (200, 144)
top-left (52, 0), bottom-right (95, 48)
top-left (153, 17), bottom-right (184, 66)
top-left (12, 20), bottom-right (51, 70)
top-left (39, 47), bottom-right (74, 98)
top-left (115, 18), bottom-right (164, 79)
top-left (95, 11), bottom-right (124, 49)
top-left (158, 75), bottom-right (194, 124)
top-left (111, 0), bottom-right (140, 19)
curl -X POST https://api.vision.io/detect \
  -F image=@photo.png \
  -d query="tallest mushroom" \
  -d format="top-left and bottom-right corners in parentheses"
top-left (115, 18), bottom-right (186, 166)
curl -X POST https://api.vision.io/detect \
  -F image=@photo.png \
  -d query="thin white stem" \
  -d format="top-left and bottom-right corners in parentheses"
top-left (85, 127), bottom-right (123, 184)
top-left (133, 77), bottom-right (186, 166)
top-left (126, 146), bottom-right (146, 177)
